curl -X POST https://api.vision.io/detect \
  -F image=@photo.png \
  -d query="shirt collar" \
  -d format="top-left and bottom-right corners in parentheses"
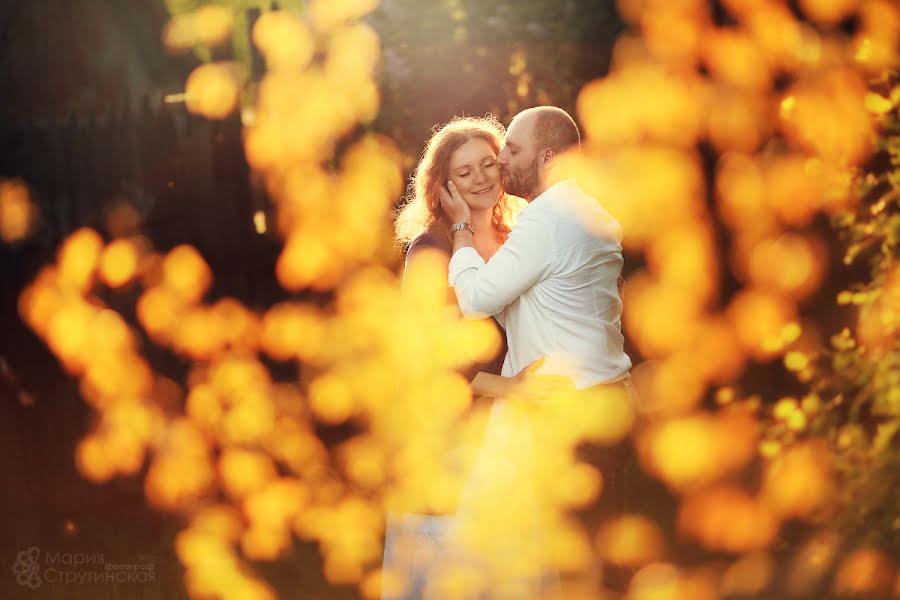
top-left (531, 178), bottom-right (578, 206)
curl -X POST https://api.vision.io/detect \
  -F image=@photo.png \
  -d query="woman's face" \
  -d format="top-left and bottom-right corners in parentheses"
top-left (446, 137), bottom-right (503, 212)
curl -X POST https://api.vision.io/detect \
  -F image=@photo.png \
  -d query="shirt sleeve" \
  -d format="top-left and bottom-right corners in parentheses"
top-left (493, 308), bottom-right (507, 330)
top-left (447, 206), bottom-right (554, 317)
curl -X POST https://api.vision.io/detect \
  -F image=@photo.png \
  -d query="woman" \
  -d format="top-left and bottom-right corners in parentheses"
top-left (395, 114), bottom-right (523, 382)
top-left (383, 115), bottom-right (522, 600)
top-left (396, 116), bottom-right (519, 316)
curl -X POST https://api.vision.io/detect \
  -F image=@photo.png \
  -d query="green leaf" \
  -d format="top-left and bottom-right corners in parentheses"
top-left (164, 0), bottom-right (203, 15)
top-left (872, 419), bottom-right (900, 453)
top-left (873, 386), bottom-right (900, 417)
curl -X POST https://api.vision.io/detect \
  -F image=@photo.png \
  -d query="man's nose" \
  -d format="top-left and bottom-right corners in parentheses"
top-left (498, 148), bottom-right (509, 165)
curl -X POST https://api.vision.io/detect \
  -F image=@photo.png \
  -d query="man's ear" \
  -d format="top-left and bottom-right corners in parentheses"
top-left (540, 148), bottom-right (557, 171)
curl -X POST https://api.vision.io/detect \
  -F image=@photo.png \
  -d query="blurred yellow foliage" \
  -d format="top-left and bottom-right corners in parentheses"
top-left (252, 11), bottom-right (314, 72)
top-left (638, 411), bottom-right (758, 490)
top-left (309, 0), bottom-right (380, 31)
top-left (98, 238), bottom-right (141, 288)
top-left (596, 514), bottom-right (666, 567)
top-left (0, 179), bottom-right (38, 242)
top-left (185, 62), bottom-right (243, 120)
top-left (627, 563), bottom-right (718, 600)
top-left (679, 484), bottom-right (779, 552)
top-left (720, 551), bottom-right (773, 596)
top-left (164, 4), bottom-right (234, 51)
top-left (762, 441), bottom-right (833, 518)
top-left (833, 547), bottom-right (895, 596)
top-left (12, 0), bottom-right (891, 597)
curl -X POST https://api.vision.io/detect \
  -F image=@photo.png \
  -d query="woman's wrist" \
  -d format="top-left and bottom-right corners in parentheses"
top-left (450, 222), bottom-right (474, 234)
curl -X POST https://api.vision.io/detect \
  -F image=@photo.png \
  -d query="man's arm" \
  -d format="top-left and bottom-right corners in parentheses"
top-left (439, 181), bottom-right (553, 316)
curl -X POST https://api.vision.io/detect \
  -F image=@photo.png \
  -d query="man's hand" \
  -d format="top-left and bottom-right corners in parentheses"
top-left (438, 180), bottom-right (471, 226)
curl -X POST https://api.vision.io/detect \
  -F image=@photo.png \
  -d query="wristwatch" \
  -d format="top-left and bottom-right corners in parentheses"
top-left (450, 222), bottom-right (474, 234)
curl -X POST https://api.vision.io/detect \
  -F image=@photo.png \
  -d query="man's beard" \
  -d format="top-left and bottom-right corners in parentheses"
top-left (502, 156), bottom-right (541, 199)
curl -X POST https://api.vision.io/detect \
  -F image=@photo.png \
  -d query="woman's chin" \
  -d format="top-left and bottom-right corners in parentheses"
top-left (467, 194), bottom-right (502, 212)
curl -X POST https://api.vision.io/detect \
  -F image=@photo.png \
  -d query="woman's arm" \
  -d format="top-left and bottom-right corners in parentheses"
top-left (400, 235), bottom-right (451, 312)
top-left (470, 359), bottom-right (576, 399)
top-left (469, 372), bottom-right (517, 398)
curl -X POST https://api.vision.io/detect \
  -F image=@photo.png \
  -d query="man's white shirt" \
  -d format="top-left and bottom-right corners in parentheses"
top-left (448, 179), bottom-right (632, 389)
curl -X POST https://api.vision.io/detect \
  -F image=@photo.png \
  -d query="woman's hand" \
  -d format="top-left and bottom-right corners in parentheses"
top-left (512, 358), bottom-right (576, 401)
top-left (470, 359), bottom-right (575, 401)
top-left (438, 180), bottom-right (471, 225)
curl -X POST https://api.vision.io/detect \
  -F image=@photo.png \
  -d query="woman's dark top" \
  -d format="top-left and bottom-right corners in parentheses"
top-left (405, 229), bottom-right (507, 381)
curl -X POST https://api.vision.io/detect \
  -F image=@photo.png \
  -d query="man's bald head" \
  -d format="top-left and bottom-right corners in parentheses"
top-left (513, 106), bottom-right (581, 156)
top-left (499, 106), bottom-right (581, 200)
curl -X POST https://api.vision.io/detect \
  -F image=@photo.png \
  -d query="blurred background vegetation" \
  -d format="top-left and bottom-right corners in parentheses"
top-left (1, 1), bottom-right (898, 599)
top-left (0, 2), bottom-right (625, 598)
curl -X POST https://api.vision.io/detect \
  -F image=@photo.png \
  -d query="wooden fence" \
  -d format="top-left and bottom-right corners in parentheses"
top-left (2, 94), bottom-right (286, 296)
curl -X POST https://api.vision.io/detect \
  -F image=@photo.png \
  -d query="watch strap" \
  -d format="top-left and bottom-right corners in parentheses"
top-left (450, 222), bottom-right (473, 234)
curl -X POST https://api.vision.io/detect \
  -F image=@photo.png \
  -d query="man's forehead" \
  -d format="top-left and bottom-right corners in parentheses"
top-left (505, 114), bottom-right (534, 145)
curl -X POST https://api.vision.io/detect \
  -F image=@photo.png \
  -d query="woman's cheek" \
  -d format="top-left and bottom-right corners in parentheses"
top-left (449, 176), bottom-right (468, 195)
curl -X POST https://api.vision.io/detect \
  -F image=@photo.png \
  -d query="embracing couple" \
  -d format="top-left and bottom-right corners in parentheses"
top-left (386, 106), bottom-right (636, 599)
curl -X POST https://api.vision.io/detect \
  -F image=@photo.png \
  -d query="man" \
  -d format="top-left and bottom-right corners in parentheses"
top-left (440, 105), bottom-right (632, 390)
top-left (439, 105), bottom-right (636, 592)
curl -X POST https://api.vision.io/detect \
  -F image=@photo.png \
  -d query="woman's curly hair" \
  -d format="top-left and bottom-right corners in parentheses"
top-left (395, 115), bottom-right (521, 247)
